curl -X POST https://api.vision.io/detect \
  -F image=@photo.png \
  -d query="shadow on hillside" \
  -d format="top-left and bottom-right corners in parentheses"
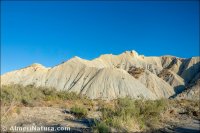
top-left (174, 85), bottom-right (185, 94)
top-left (178, 61), bottom-right (200, 84)
top-left (169, 85), bottom-right (185, 98)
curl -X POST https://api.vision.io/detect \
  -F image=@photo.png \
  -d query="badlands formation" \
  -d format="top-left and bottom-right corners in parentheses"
top-left (1, 50), bottom-right (200, 100)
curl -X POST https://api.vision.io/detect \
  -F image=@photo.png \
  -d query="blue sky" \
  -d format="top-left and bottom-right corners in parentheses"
top-left (1, 1), bottom-right (199, 74)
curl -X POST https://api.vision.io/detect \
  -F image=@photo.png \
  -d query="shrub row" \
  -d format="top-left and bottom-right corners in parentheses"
top-left (1, 84), bottom-right (86, 106)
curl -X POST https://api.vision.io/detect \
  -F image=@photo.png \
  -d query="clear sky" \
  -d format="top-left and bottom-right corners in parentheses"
top-left (1, 1), bottom-right (199, 74)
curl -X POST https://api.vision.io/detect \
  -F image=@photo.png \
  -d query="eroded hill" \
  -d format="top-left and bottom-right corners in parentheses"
top-left (1, 50), bottom-right (200, 100)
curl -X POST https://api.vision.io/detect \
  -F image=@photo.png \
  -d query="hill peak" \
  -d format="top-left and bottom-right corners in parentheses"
top-left (29, 63), bottom-right (45, 68)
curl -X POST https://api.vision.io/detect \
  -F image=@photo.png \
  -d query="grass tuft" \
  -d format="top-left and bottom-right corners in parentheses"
top-left (70, 105), bottom-right (88, 118)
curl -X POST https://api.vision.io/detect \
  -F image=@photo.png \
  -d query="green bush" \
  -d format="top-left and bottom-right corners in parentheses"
top-left (70, 105), bottom-right (88, 118)
top-left (135, 99), bottom-right (167, 128)
top-left (116, 97), bottom-right (140, 118)
top-left (42, 88), bottom-right (58, 101)
top-left (98, 97), bottom-right (167, 131)
top-left (94, 121), bottom-right (110, 133)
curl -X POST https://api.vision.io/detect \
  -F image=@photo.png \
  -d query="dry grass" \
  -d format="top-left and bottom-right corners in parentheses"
top-left (70, 105), bottom-right (88, 118)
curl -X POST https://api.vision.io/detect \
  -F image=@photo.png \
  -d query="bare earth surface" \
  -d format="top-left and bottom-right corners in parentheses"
top-left (158, 117), bottom-right (200, 133)
top-left (2, 107), bottom-right (94, 133)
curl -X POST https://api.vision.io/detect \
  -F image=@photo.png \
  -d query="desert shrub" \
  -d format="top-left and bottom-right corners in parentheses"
top-left (99, 98), bottom-right (138, 130)
top-left (93, 121), bottom-right (110, 133)
top-left (1, 87), bottom-right (15, 104)
top-left (42, 88), bottom-right (56, 96)
top-left (21, 99), bottom-right (33, 106)
top-left (116, 97), bottom-right (140, 118)
top-left (70, 105), bottom-right (88, 118)
top-left (1, 84), bottom-right (87, 106)
top-left (98, 97), bottom-right (167, 131)
top-left (1, 84), bottom-right (44, 105)
top-left (56, 91), bottom-right (82, 101)
top-left (42, 88), bottom-right (86, 101)
top-left (42, 88), bottom-right (58, 101)
top-left (15, 107), bottom-right (21, 114)
top-left (135, 99), bottom-right (167, 128)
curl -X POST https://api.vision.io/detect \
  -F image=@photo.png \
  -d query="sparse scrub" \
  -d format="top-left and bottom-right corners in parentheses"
top-left (1, 84), bottom-right (45, 105)
top-left (93, 121), bottom-right (111, 133)
top-left (56, 91), bottom-right (83, 100)
top-left (98, 97), bottom-right (168, 131)
top-left (135, 99), bottom-right (168, 129)
top-left (2, 84), bottom-right (198, 132)
top-left (42, 88), bottom-right (57, 101)
top-left (15, 107), bottom-right (21, 114)
top-left (1, 84), bottom-right (87, 106)
top-left (70, 105), bottom-right (88, 118)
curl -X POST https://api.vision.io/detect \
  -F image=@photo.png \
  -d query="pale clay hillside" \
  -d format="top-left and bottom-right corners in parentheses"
top-left (1, 50), bottom-right (200, 100)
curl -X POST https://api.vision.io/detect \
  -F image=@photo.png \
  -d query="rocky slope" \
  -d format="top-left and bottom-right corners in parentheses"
top-left (176, 79), bottom-right (200, 100)
top-left (1, 50), bottom-right (199, 100)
